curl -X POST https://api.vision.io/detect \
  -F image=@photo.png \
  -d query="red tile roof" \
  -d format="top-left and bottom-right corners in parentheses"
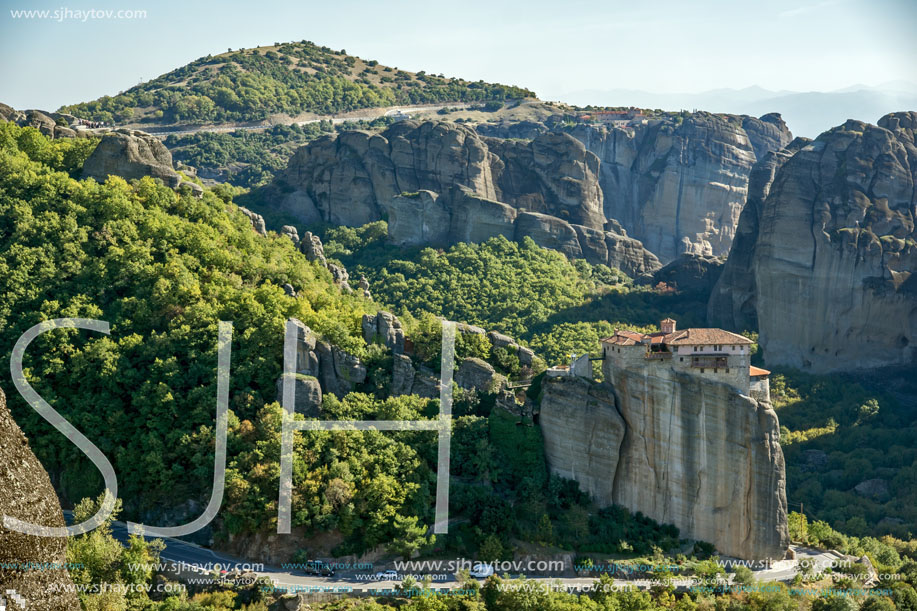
top-left (749, 366), bottom-right (771, 377)
top-left (664, 328), bottom-right (753, 346)
top-left (601, 327), bottom-right (753, 347)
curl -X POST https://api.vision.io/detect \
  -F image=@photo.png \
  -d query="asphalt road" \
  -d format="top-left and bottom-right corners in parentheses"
top-left (65, 509), bottom-right (844, 594)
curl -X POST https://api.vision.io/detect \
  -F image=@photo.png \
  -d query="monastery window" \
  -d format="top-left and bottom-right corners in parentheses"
top-left (700, 368), bottom-right (705, 373)
top-left (726, 368), bottom-right (730, 373)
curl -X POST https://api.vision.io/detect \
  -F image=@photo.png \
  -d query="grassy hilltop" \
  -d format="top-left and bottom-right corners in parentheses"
top-left (59, 40), bottom-right (535, 125)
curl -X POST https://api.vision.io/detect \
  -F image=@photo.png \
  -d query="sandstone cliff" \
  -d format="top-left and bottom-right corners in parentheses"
top-left (265, 120), bottom-right (661, 277)
top-left (711, 112), bottom-right (917, 372)
top-left (539, 372), bottom-right (788, 561)
top-left (568, 112), bottom-right (792, 263)
top-left (707, 138), bottom-right (811, 331)
top-left (0, 387), bottom-right (80, 609)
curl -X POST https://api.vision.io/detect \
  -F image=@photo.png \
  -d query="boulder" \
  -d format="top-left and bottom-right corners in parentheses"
top-left (455, 357), bottom-right (496, 391)
top-left (300, 231), bottom-right (326, 266)
top-left (275, 374), bottom-right (322, 417)
top-left (518, 346), bottom-right (536, 367)
top-left (391, 354), bottom-right (416, 396)
top-left (487, 331), bottom-right (518, 350)
top-left (854, 479), bottom-right (890, 500)
top-left (82, 129), bottom-right (182, 188)
top-left (0, 388), bottom-right (80, 609)
top-left (281, 225), bottom-right (300, 245)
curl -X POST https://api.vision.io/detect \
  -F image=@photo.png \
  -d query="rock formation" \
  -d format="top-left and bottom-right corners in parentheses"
top-left (274, 319), bottom-right (366, 401)
top-left (707, 138), bottom-right (811, 331)
top-left (238, 206), bottom-right (267, 236)
top-left (648, 253), bottom-right (725, 296)
top-left (539, 369), bottom-right (789, 560)
top-left (264, 120), bottom-right (661, 277)
top-left (568, 112), bottom-right (792, 263)
top-left (0, 103), bottom-right (79, 139)
top-left (711, 112), bottom-right (917, 372)
top-left (0, 387), bottom-right (80, 609)
top-left (362, 311), bottom-right (405, 354)
top-left (82, 129), bottom-right (202, 195)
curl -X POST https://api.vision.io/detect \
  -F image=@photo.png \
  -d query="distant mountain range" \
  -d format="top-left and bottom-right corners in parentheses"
top-left (556, 82), bottom-right (917, 137)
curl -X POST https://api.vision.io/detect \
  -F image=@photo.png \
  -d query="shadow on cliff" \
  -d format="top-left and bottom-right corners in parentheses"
top-left (524, 288), bottom-right (709, 340)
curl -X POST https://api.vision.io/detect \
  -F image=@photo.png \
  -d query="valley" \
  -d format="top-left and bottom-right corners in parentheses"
top-left (1, 24), bottom-right (915, 611)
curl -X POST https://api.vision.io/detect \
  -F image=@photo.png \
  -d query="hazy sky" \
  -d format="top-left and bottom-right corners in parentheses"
top-left (1, 0), bottom-right (914, 110)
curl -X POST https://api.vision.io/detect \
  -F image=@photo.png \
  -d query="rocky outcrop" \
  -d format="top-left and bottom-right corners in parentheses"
top-left (275, 374), bottom-right (322, 417)
top-left (0, 103), bottom-right (79, 139)
top-left (274, 319), bottom-right (364, 400)
top-left (265, 120), bottom-right (662, 276)
top-left (713, 112), bottom-right (917, 372)
top-left (82, 129), bottom-right (201, 195)
top-left (707, 138), bottom-right (810, 331)
top-left (569, 112), bottom-right (792, 263)
top-left (649, 253), bottom-right (725, 295)
top-left (362, 311), bottom-right (405, 354)
top-left (455, 357), bottom-right (497, 391)
top-left (315, 342), bottom-right (367, 397)
top-left (0, 387), bottom-right (80, 609)
top-left (238, 206), bottom-right (267, 236)
top-left (539, 369), bottom-right (789, 560)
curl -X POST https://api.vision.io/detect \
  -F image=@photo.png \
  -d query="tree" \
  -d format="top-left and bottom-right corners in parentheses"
top-left (387, 514), bottom-right (431, 559)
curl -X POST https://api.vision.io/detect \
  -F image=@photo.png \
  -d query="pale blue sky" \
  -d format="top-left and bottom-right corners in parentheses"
top-left (1, 0), bottom-right (914, 111)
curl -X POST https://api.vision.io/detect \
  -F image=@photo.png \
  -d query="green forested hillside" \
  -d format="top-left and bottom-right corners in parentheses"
top-left (0, 121), bottom-right (379, 522)
top-left (0, 122), bottom-right (678, 565)
top-left (166, 121), bottom-right (337, 188)
top-left (322, 222), bottom-right (705, 365)
top-left (60, 40), bottom-right (535, 125)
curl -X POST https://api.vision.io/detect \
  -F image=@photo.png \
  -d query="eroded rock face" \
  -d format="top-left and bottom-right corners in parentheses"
top-left (707, 138), bottom-right (810, 331)
top-left (0, 387), bottom-right (80, 609)
top-left (238, 206), bottom-right (268, 236)
top-left (362, 311), bottom-right (405, 354)
top-left (539, 371), bottom-right (789, 560)
top-left (716, 112), bottom-right (917, 372)
top-left (569, 113), bottom-right (792, 263)
top-left (539, 377), bottom-right (624, 504)
top-left (265, 120), bottom-right (665, 275)
top-left (82, 129), bottom-right (182, 187)
top-left (455, 357), bottom-right (496, 391)
top-left (275, 374), bottom-right (322, 417)
top-left (649, 253), bottom-right (725, 295)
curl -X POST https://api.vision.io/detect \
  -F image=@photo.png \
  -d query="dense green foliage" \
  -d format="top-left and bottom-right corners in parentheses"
top-left (773, 369), bottom-right (917, 538)
top-left (60, 41), bottom-right (535, 124)
top-left (322, 223), bottom-right (703, 366)
top-left (165, 122), bottom-right (335, 188)
top-left (0, 121), bottom-right (373, 521)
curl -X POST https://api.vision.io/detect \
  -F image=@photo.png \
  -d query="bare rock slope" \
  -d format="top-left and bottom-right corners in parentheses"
top-left (0, 387), bottom-right (80, 609)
